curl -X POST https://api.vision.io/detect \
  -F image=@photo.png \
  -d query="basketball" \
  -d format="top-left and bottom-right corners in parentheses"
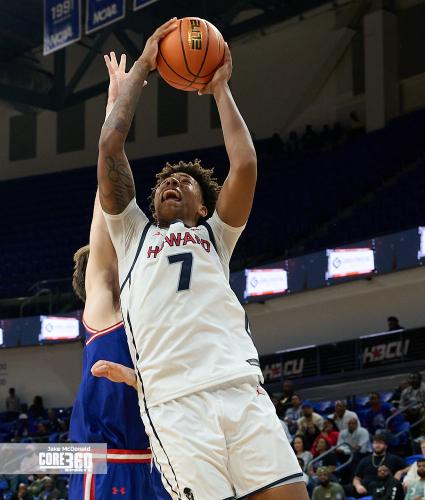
top-left (157, 17), bottom-right (225, 91)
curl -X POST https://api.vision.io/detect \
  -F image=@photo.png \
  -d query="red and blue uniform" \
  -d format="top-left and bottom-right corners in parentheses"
top-left (68, 320), bottom-right (169, 500)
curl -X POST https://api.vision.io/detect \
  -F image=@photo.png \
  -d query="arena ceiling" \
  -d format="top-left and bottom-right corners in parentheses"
top-left (0, 0), bottom-right (331, 111)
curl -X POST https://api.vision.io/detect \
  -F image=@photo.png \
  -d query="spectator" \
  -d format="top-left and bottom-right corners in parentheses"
top-left (277, 380), bottom-right (295, 418)
top-left (287, 130), bottom-right (299, 154)
top-left (337, 417), bottom-right (370, 457)
top-left (308, 438), bottom-right (338, 475)
top-left (302, 124), bottom-right (319, 152)
top-left (311, 419), bottom-right (339, 457)
top-left (292, 435), bottom-right (313, 470)
top-left (46, 410), bottom-right (61, 433)
top-left (297, 401), bottom-right (324, 436)
top-left (37, 477), bottom-right (60, 500)
top-left (11, 483), bottom-right (32, 500)
top-left (270, 132), bottom-right (284, 153)
top-left (399, 438), bottom-right (425, 487)
top-left (311, 466), bottom-right (346, 500)
top-left (14, 414), bottom-right (33, 442)
top-left (28, 396), bottom-right (46, 420)
top-left (387, 316), bottom-right (403, 331)
top-left (405, 458), bottom-right (425, 499)
top-left (400, 371), bottom-right (425, 437)
top-left (331, 122), bottom-right (345, 147)
top-left (348, 433), bottom-right (406, 497)
top-left (285, 394), bottom-right (303, 434)
top-left (6, 388), bottom-right (21, 413)
top-left (320, 124), bottom-right (333, 151)
top-left (305, 423), bottom-right (323, 450)
top-left (348, 112), bottom-right (365, 138)
top-left (370, 465), bottom-right (404, 500)
top-left (390, 378), bottom-right (410, 408)
top-left (364, 392), bottom-right (394, 435)
top-left (330, 401), bottom-right (360, 431)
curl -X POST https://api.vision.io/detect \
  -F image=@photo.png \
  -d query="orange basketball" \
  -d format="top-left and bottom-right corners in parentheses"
top-left (157, 17), bottom-right (225, 91)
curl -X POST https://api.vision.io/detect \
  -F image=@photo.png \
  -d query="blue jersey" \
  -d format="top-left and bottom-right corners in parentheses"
top-left (70, 320), bottom-right (149, 450)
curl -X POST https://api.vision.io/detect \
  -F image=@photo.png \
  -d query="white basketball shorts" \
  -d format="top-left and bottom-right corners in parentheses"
top-left (141, 376), bottom-right (303, 499)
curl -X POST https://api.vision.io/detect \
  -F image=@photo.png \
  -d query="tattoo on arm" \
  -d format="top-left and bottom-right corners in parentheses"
top-left (99, 154), bottom-right (136, 214)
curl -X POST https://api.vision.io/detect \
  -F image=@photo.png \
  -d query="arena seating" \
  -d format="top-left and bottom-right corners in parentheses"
top-left (1, 108), bottom-right (425, 299)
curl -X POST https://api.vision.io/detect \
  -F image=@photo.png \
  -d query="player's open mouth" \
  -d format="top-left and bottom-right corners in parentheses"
top-left (161, 189), bottom-right (182, 202)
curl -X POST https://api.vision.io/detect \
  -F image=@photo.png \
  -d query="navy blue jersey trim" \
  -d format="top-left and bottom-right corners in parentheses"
top-left (222, 497), bottom-right (236, 500)
top-left (202, 221), bottom-right (217, 253)
top-left (244, 312), bottom-right (252, 337)
top-left (126, 311), bottom-right (182, 499)
top-left (238, 472), bottom-right (304, 499)
top-left (120, 222), bottom-right (151, 294)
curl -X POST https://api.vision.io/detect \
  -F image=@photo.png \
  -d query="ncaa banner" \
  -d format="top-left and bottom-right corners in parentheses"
top-left (86, 0), bottom-right (125, 35)
top-left (134, 0), bottom-right (159, 11)
top-left (43, 0), bottom-right (81, 55)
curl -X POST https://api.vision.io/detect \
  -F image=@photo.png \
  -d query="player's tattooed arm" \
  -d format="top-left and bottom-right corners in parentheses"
top-left (199, 44), bottom-right (257, 227)
top-left (98, 19), bottom-right (178, 215)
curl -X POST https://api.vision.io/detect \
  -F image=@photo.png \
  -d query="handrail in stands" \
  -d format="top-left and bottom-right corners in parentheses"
top-left (308, 442), bottom-right (354, 473)
top-left (19, 288), bottom-right (52, 317)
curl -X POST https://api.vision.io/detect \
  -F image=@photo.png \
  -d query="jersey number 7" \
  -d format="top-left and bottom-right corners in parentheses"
top-left (168, 252), bottom-right (193, 291)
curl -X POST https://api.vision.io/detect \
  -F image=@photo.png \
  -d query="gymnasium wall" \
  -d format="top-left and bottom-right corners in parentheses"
top-left (249, 266), bottom-right (425, 355)
top-left (0, 342), bottom-right (82, 411)
top-left (1, 0), bottom-right (425, 180)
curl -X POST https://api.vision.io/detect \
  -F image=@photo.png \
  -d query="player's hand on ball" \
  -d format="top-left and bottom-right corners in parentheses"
top-left (91, 360), bottom-right (137, 389)
top-left (198, 43), bottom-right (232, 96)
top-left (140, 17), bottom-right (178, 72)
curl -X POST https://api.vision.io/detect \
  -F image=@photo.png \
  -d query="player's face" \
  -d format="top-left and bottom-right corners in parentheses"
top-left (154, 173), bottom-right (207, 227)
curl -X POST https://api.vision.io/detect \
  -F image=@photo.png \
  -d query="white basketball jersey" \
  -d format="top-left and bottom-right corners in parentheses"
top-left (104, 198), bottom-right (262, 408)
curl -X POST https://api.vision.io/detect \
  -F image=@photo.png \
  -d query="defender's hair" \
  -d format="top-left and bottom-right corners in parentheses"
top-left (72, 245), bottom-right (90, 302)
top-left (148, 160), bottom-right (221, 222)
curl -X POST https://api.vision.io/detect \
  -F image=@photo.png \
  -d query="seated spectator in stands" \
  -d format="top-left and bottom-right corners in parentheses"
top-left (10, 482), bottom-right (32, 500)
top-left (308, 438), bottom-right (338, 476)
top-left (348, 433), bottom-right (406, 498)
top-left (28, 396), bottom-right (46, 421)
top-left (297, 401), bottom-right (324, 437)
top-left (331, 122), bottom-right (345, 148)
top-left (364, 392), bottom-right (394, 435)
top-left (38, 477), bottom-right (61, 500)
top-left (285, 393), bottom-right (303, 434)
top-left (277, 380), bottom-right (295, 418)
top-left (337, 417), bottom-right (370, 458)
top-left (302, 124), bottom-right (319, 152)
top-left (387, 316), bottom-right (404, 331)
top-left (311, 419), bottom-right (339, 457)
top-left (33, 422), bottom-right (49, 443)
top-left (330, 400), bottom-right (360, 431)
top-left (14, 414), bottom-right (34, 442)
top-left (6, 387), bottom-right (21, 414)
top-left (369, 465), bottom-right (404, 500)
top-left (46, 409), bottom-right (61, 433)
top-left (398, 437), bottom-right (425, 487)
top-left (390, 378), bottom-right (410, 408)
top-left (305, 423), bottom-right (323, 450)
top-left (292, 435), bottom-right (313, 470)
top-left (270, 132), bottom-right (284, 152)
top-left (28, 476), bottom-right (46, 497)
top-left (401, 371), bottom-right (425, 437)
top-left (320, 124), bottom-right (332, 151)
top-left (287, 130), bottom-right (299, 154)
top-left (405, 458), bottom-right (425, 499)
top-left (270, 394), bottom-right (292, 441)
top-left (311, 466), bottom-right (346, 500)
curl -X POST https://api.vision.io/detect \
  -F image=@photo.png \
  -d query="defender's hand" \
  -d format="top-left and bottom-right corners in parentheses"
top-left (198, 43), bottom-right (232, 96)
top-left (91, 360), bottom-right (137, 389)
top-left (139, 18), bottom-right (178, 72)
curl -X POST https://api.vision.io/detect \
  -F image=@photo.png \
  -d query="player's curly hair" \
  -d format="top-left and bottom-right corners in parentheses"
top-left (72, 244), bottom-right (90, 302)
top-left (148, 160), bottom-right (221, 222)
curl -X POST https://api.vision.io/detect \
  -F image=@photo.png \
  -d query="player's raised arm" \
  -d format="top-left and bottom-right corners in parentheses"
top-left (98, 18), bottom-right (178, 215)
top-left (199, 43), bottom-right (257, 227)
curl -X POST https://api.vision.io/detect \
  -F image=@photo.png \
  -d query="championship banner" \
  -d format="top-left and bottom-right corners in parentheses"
top-left (44, 0), bottom-right (81, 55)
top-left (86, 0), bottom-right (125, 34)
top-left (134, 0), bottom-right (159, 11)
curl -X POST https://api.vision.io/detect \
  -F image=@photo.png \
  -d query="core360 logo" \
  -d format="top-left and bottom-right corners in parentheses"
top-left (362, 339), bottom-right (410, 364)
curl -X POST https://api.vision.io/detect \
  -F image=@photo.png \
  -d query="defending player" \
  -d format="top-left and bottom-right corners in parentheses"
top-left (68, 52), bottom-right (169, 500)
top-left (94, 19), bottom-right (308, 500)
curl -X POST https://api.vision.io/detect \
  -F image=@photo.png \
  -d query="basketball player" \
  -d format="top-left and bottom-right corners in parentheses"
top-left (93, 18), bottom-right (308, 500)
top-left (68, 51), bottom-right (169, 500)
